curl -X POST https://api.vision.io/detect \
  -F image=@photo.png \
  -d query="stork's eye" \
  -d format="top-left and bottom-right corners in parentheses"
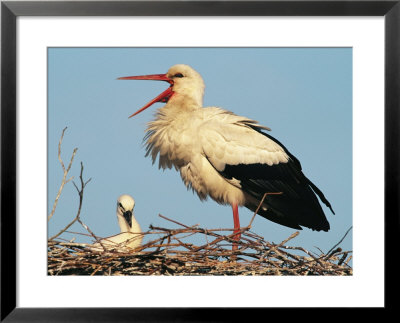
top-left (118, 202), bottom-right (123, 208)
top-left (174, 73), bottom-right (184, 78)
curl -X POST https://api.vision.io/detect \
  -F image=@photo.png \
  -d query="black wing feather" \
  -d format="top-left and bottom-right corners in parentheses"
top-left (219, 128), bottom-right (333, 232)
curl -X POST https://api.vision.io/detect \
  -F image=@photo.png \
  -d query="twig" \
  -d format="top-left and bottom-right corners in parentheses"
top-left (158, 213), bottom-right (196, 229)
top-left (326, 226), bottom-right (353, 255)
top-left (48, 127), bottom-right (78, 221)
top-left (49, 162), bottom-right (93, 242)
top-left (247, 192), bottom-right (283, 228)
top-left (71, 162), bottom-right (104, 249)
top-left (278, 231), bottom-right (300, 247)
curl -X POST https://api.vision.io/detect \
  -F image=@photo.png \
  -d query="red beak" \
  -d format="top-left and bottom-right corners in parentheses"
top-left (118, 74), bottom-right (174, 118)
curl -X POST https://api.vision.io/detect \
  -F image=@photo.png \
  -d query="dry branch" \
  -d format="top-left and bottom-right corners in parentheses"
top-left (49, 161), bottom-right (92, 241)
top-left (48, 127), bottom-right (78, 221)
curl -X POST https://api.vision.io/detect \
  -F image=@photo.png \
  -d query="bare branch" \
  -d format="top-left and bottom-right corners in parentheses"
top-left (158, 213), bottom-right (197, 229)
top-left (49, 162), bottom-right (92, 242)
top-left (326, 226), bottom-right (353, 255)
top-left (247, 192), bottom-right (283, 228)
top-left (48, 127), bottom-right (78, 221)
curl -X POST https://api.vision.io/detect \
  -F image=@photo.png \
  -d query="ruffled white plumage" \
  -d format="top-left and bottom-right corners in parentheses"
top-left (144, 106), bottom-right (289, 206)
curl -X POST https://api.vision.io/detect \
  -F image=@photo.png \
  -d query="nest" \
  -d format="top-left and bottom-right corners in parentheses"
top-left (48, 215), bottom-right (352, 276)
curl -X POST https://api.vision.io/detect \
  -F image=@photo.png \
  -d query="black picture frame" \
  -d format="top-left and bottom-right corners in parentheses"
top-left (1, 0), bottom-right (398, 320)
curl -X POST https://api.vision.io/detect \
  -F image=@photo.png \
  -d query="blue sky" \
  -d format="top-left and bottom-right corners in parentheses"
top-left (48, 47), bottom-right (352, 257)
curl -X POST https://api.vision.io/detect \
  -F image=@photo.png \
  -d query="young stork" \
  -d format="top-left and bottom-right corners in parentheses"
top-left (92, 194), bottom-right (142, 251)
top-left (118, 64), bottom-right (334, 248)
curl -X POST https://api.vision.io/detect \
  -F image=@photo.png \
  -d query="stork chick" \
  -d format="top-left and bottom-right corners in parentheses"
top-left (92, 194), bottom-right (142, 251)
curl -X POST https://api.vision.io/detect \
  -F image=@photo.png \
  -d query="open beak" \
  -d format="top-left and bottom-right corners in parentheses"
top-left (118, 74), bottom-right (174, 118)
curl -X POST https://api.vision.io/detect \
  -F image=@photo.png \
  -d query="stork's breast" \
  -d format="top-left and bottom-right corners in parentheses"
top-left (179, 155), bottom-right (246, 206)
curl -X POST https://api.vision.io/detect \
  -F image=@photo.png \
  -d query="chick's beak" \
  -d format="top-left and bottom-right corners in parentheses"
top-left (122, 210), bottom-right (132, 228)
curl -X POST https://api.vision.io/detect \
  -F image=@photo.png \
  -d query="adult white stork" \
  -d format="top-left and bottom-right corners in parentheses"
top-left (118, 64), bottom-right (334, 248)
top-left (92, 194), bottom-right (142, 251)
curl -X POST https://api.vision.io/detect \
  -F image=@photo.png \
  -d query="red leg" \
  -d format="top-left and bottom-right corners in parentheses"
top-left (232, 204), bottom-right (240, 251)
